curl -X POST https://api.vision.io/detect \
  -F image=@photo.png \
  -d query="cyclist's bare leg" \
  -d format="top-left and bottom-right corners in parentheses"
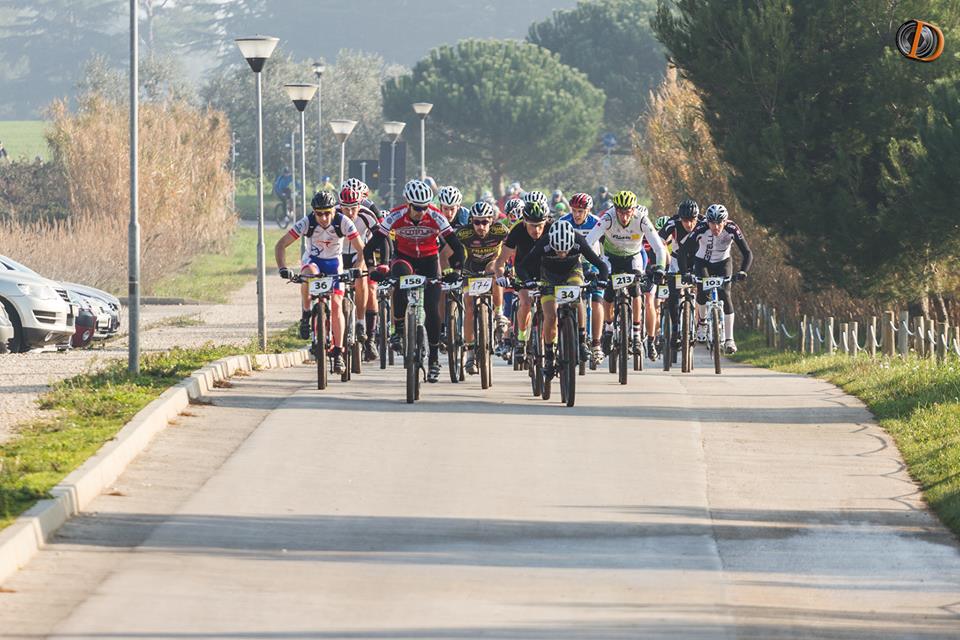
top-left (591, 299), bottom-right (604, 343)
top-left (517, 290), bottom-right (532, 337)
top-left (643, 291), bottom-right (657, 337)
top-left (300, 263), bottom-right (320, 312)
top-left (543, 299), bottom-right (558, 343)
top-left (331, 294), bottom-right (344, 349)
top-left (464, 293), bottom-right (475, 344)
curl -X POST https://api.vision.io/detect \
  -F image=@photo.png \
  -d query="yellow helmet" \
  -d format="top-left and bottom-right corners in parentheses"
top-left (612, 190), bottom-right (638, 209)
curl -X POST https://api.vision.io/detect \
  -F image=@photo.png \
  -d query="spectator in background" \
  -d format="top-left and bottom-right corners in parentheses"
top-left (595, 185), bottom-right (612, 211)
top-left (320, 175), bottom-right (335, 192)
top-left (498, 181), bottom-right (522, 211)
top-left (0, 141), bottom-right (7, 161)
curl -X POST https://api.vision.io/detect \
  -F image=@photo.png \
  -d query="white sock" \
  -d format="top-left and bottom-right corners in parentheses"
top-left (604, 321), bottom-right (614, 331)
top-left (697, 304), bottom-right (707, 322)
top-left (724, 313), bottom-right (735, 341)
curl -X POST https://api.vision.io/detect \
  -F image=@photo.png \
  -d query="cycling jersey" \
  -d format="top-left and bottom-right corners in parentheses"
top-left (504, 220), bottom-right (552, 276)
top-left (586, 208), bottom-right (667, 268)
top-left (680, 220), bottom-right (753, 272)
top-left (659, 214), bottom-right (704, 272)
top-left (288, 213), bottom-right (359, 263)
top-left (455, 220), bottom-right (510, 273)
top-left (559, 212), bottom-right (601, 254)
top-left (375, 204), bottom-right (453, 259)
top-left (517, 232), bottom-right (609, 283)
top-left (341, 205), bottom-right (379, 259)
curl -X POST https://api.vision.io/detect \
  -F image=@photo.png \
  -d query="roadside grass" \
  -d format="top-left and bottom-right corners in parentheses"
top-left (731, 331), bottom-right (960, 537)
top-left (0, 120), bottom-right (49, 161)
top-left (0, 325), bottom-right (307, 530)
top-left (144, 314), bottom-right (204, 330)
top-left (150, 227), bottom-right (297, 303)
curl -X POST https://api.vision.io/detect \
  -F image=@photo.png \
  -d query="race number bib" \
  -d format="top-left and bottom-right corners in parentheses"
top-left (612, 273), bottom-right (635, 290)
top-left (399, 274), bottom-right (427, 290)
top-left (467, 277), bottom-right (493, 295)
top-left (702, 276), bottom-right (725, 290)
top-left (657, 285), bottom-right (670, 300)
top-left (555, 285), bottom-right (581, 304)
top-left (309, 277), bottom-right (335, 296)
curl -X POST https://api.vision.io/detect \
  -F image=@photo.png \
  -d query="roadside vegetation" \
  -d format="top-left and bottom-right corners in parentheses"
top-left (0, 121), bottom-right (49, 162)
top-left (0, 328), bottom-right (307, 529)
top-left (732, 332), bottom-right (960, 538)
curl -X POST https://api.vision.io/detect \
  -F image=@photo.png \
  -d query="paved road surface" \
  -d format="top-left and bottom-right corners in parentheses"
top-left (2, 351), bottom-right (959, 638)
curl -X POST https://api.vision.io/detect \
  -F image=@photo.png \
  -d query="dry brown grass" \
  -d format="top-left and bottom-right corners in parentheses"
top-left (0, 96), bottom-right (234, 294)
top-left (637, 68), bottom-right (870, 320)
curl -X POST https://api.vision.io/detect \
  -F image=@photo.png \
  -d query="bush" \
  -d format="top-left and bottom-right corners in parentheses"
top-left (0, 96), bottom-right (234, 293)
top-left (0, 159), bottom-right (68, 226)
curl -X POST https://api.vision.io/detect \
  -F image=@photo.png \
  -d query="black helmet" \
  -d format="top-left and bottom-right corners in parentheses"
top-left (523, 200), bottom-right (547, 223)
top-left (677, 198), bottom-right (699, 220)
top-left (311, 190), bottom-right (337, 210)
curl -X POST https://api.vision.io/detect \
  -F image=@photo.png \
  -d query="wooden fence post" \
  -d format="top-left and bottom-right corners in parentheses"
top-left (914, 316), bottom-right (925, 357)
top-left (937, 321), bottom-right (949, 362)
top-left (809, 319), bottom-right (818, 354)
top-left (826, 317), bottom-right (835, 355)
top-left (849, 321), bottom-right (859, 356)
top-left (897, 311), bottom-right (909, 357)
top-left (840, 322), bottom-right (849, 355)
top-left (799, 315), bottom-right (807, 353)
top-left (867, 316), bottom-right (877, 358)
top-left (881, 311), bottom-right (895, 357)
top-left (772, 309), bottom-right (779, 350)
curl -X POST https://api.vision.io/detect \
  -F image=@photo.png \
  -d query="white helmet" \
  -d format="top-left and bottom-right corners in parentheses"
top-left (705, 204), bottom-right (729, 223)
top-left (438, 185), bottom-right (463, 207)
top-left (403, 179), bottom-right (433, 206)
top-left (470, 200), bottom-right (496, 220)
top-left (522, 190), bottom-right (549, 211)
top-left (341, 178), bottom-right (369, 196)
top-left (548, 220), bottom-right (577, 253)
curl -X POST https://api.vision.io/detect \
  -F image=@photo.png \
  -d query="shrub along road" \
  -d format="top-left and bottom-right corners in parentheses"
top-left (2, 351), bottom-right (958, 638)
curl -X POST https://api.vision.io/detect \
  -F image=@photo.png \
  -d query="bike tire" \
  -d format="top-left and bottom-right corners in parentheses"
top-left (478, 304), bottom-right (491, 390)
top-left (712, 307), bottom-right (722, 375)
top-left (274, 202), bottom-right (289, 229)
top-left (635, 300), bottom-right (644, 372)
top-left (662, 309), bottom-right (673, 372)
top-left (618, 300), bottom-right (629, 385)
top-left (562, 314), bottom-right (577, 407)
top-left (530, 323), bottom-right (543, 398)
top-left (405, 319), bottom-right (418, 404)
top-left (416, 325), bottom-right (425, 400)
top-left (378, 303), bottom-right (389, 370)
top-left (446, 298), bottom-right (461, 384)
top-left (315, 306), bottom-right (327, 390)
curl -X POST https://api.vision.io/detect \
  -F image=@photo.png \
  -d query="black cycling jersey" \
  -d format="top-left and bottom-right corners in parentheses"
top-left (679, 220), bottom-right (753, 273)
top-left (517, 232), bottom-right (609, 282)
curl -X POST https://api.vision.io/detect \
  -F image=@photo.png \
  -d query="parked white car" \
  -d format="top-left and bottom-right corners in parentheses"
top-left (0, 270), bottom-right (75, 352)
top-left (0, 303), bottom-right (14, 353)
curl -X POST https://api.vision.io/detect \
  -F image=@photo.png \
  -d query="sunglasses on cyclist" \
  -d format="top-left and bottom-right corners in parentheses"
top-left (472, 219), bottom-right (491, 226)
top-left (411, 204), bottom-right (429, 212)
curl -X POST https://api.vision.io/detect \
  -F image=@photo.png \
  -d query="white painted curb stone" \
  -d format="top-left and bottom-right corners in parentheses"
top-left (0, 348), bottom-right (309, 585)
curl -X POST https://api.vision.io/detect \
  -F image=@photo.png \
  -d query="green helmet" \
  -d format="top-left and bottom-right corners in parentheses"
top-left (655, 215), bottom-right (670, 231)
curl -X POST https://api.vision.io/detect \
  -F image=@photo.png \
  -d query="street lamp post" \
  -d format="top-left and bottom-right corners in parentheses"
top-left (383, 121), bottom-right (405, 210)
top-left (329, 119), bottom-right (358, 185)
top-left (128, 0), bottom-right (140, 374)
top-left (235, 35), bottom-right (279, 352)
top-left (412, 102), bottom-right (433, 181)
top-left (312, 60), bottom-right (325, 185)
top-left (284, 82), bottom-right (318, 226)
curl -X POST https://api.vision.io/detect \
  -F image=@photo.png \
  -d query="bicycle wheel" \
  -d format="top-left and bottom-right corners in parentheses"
top-left (712, 306), bottom-right (722, 375)
top-left (378, 301), bottom-right (389, 370)
top-left (315, 305), bottom-right (327, 390)
top-left (681, 300), bottom-right (693, 373)
top-left (446, 297), bottom-right (461, 384)
top-left (477, 302), bottom-right (491, 390)
top-left (618, 299), bottom-right (629, 385)
top-left (405, 318), bottom-right (418, 404)
top-left (562, 314), bottom-right (577, 407)
top-left (634, 299), bottom-right (644, 372)
top-left (274, 202), bottom-right (289, 228)
top-left (530, 320), bottom-right (543, 398)
top-left (416, 325), bottom-right (425, 400)
top-left (341, 300), bottom-right (353, 382)
top-left (662, 307), bottom-right (673, 372)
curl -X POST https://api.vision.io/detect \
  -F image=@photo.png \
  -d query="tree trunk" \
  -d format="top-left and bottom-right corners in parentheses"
top-left (931, 293), bottom-right (948, 322)
top-left (490, 165), bottom-right (504, 201)
top-left (907, 296), bottom-right (929, 319)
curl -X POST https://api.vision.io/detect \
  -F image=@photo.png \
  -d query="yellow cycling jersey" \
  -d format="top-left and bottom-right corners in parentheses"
top-left (455, 221), bottom-right (510, 271)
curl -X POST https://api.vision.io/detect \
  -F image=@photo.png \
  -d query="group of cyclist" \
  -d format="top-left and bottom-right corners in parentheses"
top-left (274, 175), bottom-right (752, 384)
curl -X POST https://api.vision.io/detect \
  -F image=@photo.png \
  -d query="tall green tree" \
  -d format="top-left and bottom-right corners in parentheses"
top-left (528, 0), bottom-right (664, 133)
top-left (382, 39), bottom-right (604, 196)
top-left (653, 0), bottom-right (960, 296)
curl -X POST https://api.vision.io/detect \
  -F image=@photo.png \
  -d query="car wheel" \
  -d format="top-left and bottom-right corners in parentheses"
top-left (1, 299), bottom-right (25, 353)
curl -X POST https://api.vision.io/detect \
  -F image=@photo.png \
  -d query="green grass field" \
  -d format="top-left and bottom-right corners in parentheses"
top-left (0, 120), bottom-right (50, 161)
top-left (732, 331), bottom-right (960, 538)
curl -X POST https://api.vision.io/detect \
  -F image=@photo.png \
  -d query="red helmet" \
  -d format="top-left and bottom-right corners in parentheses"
top-left (570, 192), bottom-right (593, 210)
top-left (339, 186), bottom-right (362, 205)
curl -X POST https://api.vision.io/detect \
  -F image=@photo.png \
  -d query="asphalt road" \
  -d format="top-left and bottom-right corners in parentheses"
top-left (2, 350), bottom-right (960, 639)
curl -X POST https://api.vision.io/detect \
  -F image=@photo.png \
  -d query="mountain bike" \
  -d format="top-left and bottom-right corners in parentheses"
top-left (290, 272), bottom-right (352, 390)
top-left (526, 285), bottom-right (545, 398)
top-left (376, 280), bottom-right (395, 370)
top-left (607, 272), bottom-right (646, 385)
top-left (694, 275), bottom-right (732, 375)
top-left (465, 273), bottom-right (497, 390)
top-left (397, 274), bottom-right (441, 404)
top-left (552, 282), bottom-right (582, 407)
top-left (659, 281), bottom-right (674, 372)
top-left (274, 191), bottom-right (294, 229)
top-left (676, 274), bottom-right (697, 373)
top-left (338, 270), bottom-right (363, 381)
top-left (443, 276), bottom-right (466, 383)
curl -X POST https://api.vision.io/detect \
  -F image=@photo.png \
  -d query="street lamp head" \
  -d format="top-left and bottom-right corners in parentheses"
top-left (329, 119), bottom-right (358, 144)
top-left (235, 36), bottom-right (280, 73)
top-left (383, 120), bottom-right (406, 141)
top-left (284, 83), bottom-right (318, 112)
top-left (312, 60), bottom-right (326, 77)
top-left (412, 102), bottom-right (434, 117)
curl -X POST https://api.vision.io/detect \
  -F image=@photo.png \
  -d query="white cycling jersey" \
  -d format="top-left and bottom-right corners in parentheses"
top-left (586, 207), bottom-right (667, 268)
top-left (682, 220), bottom-right (749, 264)
top-left (341, 205), bottom-right (379, 258)
top-left (288, 213), bottom-right (359, 263)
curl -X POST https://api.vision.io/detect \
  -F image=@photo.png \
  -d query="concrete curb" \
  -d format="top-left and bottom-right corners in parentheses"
top-left (0, 347), bottom-right (310, 586)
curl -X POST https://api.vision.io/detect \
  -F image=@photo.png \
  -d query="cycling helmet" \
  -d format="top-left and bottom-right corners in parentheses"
top-left (612, 190), bottom-right (638, 209)
top-left (677, 198), bottom-right (699, 220)
top-left (705, 204), bottom-right (729, 223)
top-left (509, 181), bottom-right (522, 194)
top-left (635, 204), bottom-right (649, 219)
top-left (552, 189), bottom-right (563, 198)
top-left (570, 193), bottom-right (593, 210)
top-left (470, 201), bottom-right (496, 220)
top-left (548, 220), bottom-right (576, 253)
top-left (437, 185), bottom-right (463, 207)
top-left (504, 198), bottom-right (524, 220)
top-left (655, 215), bottom-right (670, 230)
top-left (403, 179), bottom-right (433, 206)
top-left (554, 202), bottom-right (568, 214)
top-left (311, 190), bottom-right (337, 210)
top-left (341, 178), bottom-right (369, 196)
top-left (522, 190), bottom-right (550, 215)
top-left (523, 200), bottom-right (548, 223)
top-left (339, 186), bottom-right (362, 205)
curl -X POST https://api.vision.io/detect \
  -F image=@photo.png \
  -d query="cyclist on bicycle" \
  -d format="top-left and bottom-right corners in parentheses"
top-left (442, 201), bottom-right (510, 375)
top-left (678, 203), bottom-right (752, 354)
top-left (488, 199), bottom-right (552, 363)
top-left (339, 186), bottom-right (382, 361)
top-left (341, 178), bottom-right (381, 218)
top-left (586, 190), bottom-right (667, 359)
top-left (659, 198), bottom-right (703, 351)
top-left (503, 198), bottom-right (525, 226)
top-left (517, 220), bottom-right (609, 380)
top-left (560, 192), bottom-right (605, 365)
top-left (273, 168), bottom-right (299, 211)
top-left (275, 190), bottom-right (365, 373)
top-left (363, 179), bottom-right (465, 383)
top-left (437, 185), bottom-right (470, 228)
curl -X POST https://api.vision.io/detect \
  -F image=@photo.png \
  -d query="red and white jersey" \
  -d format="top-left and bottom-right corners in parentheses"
top-left (288, 213), bottom-right (359, 262)
top-left (377, 204), bottom-right (453, 258)
top-left (341, 205), bottom-right (379, 257)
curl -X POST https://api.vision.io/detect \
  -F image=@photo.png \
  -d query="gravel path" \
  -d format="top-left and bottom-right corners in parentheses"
top-left (0, 276), bottom-right (302, 444)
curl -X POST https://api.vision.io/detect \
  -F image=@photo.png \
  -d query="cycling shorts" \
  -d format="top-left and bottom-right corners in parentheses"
top-left (302, 256), bottom-right (343, 294)
top-left (541, 266), bottom-right (584, 302)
